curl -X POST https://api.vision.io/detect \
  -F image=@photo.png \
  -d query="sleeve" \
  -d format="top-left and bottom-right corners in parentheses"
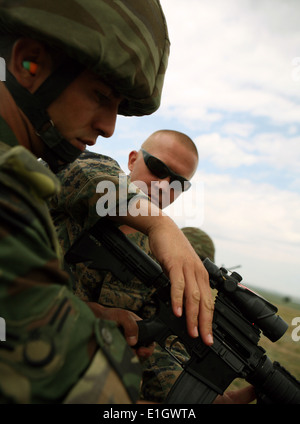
top-left (50, 151), bottom-right (148, 246)
top-left (0, 150), bottom-right (141, 404)
top-left (139, 343), bottom-right (185, 402)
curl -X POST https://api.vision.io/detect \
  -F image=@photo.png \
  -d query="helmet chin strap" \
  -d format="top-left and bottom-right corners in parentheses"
top-left (4, 60), bottom-right (85, 173)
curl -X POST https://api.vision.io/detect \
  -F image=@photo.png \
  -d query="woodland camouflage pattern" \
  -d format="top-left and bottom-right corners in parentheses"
top-left (50, 151), bottom-right (191, 402)
top-left (0, 119), bottom-right (142, 403)
top-left (0, 0), bottom-right (171, 404)
top-left (0, 0), bottom-right (170, 116)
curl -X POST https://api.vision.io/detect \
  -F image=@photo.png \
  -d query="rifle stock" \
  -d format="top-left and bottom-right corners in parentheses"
top-left (65, 218), bottom-right (300, 404)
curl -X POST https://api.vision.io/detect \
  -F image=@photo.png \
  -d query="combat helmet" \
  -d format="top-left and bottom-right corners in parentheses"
top-left (181, 227), bottom-right (215, 262)
top-left (0, 0), bottom-right (170, 172)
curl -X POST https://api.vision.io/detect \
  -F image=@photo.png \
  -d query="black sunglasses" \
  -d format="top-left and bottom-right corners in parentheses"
top-left (141, 149), bottom-right (191, 191)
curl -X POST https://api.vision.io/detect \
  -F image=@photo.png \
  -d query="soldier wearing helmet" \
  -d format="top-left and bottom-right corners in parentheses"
top-left (0, 0), bottom-right (169, 173)
top-left (0, 0), bottom-right (170, 404)
top-left (0, 0), bottom-right (216, 404)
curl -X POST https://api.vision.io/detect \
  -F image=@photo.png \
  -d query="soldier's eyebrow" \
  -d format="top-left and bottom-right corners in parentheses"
top-left (94, 76), bottom-right (122, 100)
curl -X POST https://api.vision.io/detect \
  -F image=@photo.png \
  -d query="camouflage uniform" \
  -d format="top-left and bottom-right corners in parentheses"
top-left (0, 119), bottom-right (142, 404)
top-left (51, 159), bottom-right (218, 401)
top-left (49, 150), bottom-right (190, 403)
top-left (0, 0), bottom-right (170, 404)
top-left (127, 226), bottom-right (216, 401)
top-left (126, 228), bottom-right (215, 401)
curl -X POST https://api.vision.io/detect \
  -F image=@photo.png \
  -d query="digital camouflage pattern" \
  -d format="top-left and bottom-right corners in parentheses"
top-left (181, 227), bottom-right (215, 262)
top-left (49, 150), bottom-right (150, 304)
top-left (91, 230), bottom-right (191, 403)
top-left (0, 118), bottom-right (141, 404)
top-left (0, 0), bottom-right (170, 116)
top-left (49, 150), bottom-right (148, 252)
top-left (50, 151), bottom-right (191, 403)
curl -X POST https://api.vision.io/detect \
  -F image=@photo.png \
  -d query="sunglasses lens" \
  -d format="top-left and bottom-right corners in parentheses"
top-left (147, 157), bottom-right (168, 179)
top-left (143, 150), bottom-right (191, 191)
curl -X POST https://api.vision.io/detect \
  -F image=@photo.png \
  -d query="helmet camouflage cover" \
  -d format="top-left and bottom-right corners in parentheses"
top-left (181, 227), bottom-right (215, 262)
top-left (0, 0), bottom-right (170, 116)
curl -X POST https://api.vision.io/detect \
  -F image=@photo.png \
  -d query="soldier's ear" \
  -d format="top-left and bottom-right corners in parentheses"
top-left (128, 150), bottom-right (138, 172)
top-left (9, 38), bottom-right (53, 92)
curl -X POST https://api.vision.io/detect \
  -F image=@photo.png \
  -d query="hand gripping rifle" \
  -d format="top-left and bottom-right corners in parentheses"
top-left (65, 218), bottom-right (300, 404)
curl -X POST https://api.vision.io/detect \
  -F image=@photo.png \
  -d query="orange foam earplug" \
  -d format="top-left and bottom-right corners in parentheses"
top-left (23, 61), bottom-right (38, 75)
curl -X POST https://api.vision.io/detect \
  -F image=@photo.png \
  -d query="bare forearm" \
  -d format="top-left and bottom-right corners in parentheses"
top-left (109, 197), bottom-right (214, 345)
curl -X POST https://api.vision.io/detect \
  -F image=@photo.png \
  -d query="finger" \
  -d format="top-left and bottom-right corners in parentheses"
top-left (214, 386), bottom-right (256, 404)
top-left (169, 267), bottom-right (185, 318)
top-left (182, 269), bottom-right (201, 338)
top-left (196, 271), bottom-right (214, 345)
top-left (228, 386), bottom-right (256, 404)
top-left (124, 318), bottom-right (140, 347)
top-left (198, 294), bottom-right (214, 346)
top-left (115, 310), bottom-right (140, 346)
top-left (135, 343), bottom-right (155, 359)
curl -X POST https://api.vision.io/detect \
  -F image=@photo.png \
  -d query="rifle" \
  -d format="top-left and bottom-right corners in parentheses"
top-left (65, 218), bottom-right (300, 404)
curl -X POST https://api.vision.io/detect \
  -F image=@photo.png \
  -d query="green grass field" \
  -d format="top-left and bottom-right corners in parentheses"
top-left (226, 289), bottom-right (300, 397)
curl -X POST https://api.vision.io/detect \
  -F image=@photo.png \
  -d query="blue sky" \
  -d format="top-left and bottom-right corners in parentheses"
top-left (90, 0), bottom-right (300, 300)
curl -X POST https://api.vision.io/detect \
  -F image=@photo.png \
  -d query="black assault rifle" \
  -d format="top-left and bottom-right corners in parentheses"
top-left (65, 218), bottom-right (300, 404)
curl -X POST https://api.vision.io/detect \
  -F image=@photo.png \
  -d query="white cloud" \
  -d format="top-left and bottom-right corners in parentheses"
top-left (160, 0), bottom-right (300, 125)
top-left (88, 0), bottom-right (300, 298)
top-left (195, 133), bottom-right (258, 168)
top-left (169, 171), bottom-right (300, 245)
top-left (249, 133), bottom-right (300, 174)
top-left (165, 170), bottom-right (300, 297)
top-left (159, 1), bottom-right (300, 298)
top-left (192, 131), bottom-right (300, 181)
top-left (221, 122), bottom-right (255, 138)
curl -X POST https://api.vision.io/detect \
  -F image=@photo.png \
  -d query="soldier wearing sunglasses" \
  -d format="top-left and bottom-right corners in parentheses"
top-left (49, 130), bottom-right (255, 403)
top-left (127, 130), bottom-right (197, 209)
top-left (50, 129), bottom-right (203, 401)
top-left (115, 133), bottom-right (254, 403)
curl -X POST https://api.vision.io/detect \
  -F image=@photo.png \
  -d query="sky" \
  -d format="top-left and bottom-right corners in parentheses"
top-left (90, 0), bottom-right (300, 301)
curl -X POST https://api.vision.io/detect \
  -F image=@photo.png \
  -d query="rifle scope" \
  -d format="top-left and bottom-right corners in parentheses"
top-left (203, 258), bottom-right (288, 342)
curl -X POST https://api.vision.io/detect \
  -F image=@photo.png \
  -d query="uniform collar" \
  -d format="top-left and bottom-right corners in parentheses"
top-left (0, 115), bottom-right (19, 147)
